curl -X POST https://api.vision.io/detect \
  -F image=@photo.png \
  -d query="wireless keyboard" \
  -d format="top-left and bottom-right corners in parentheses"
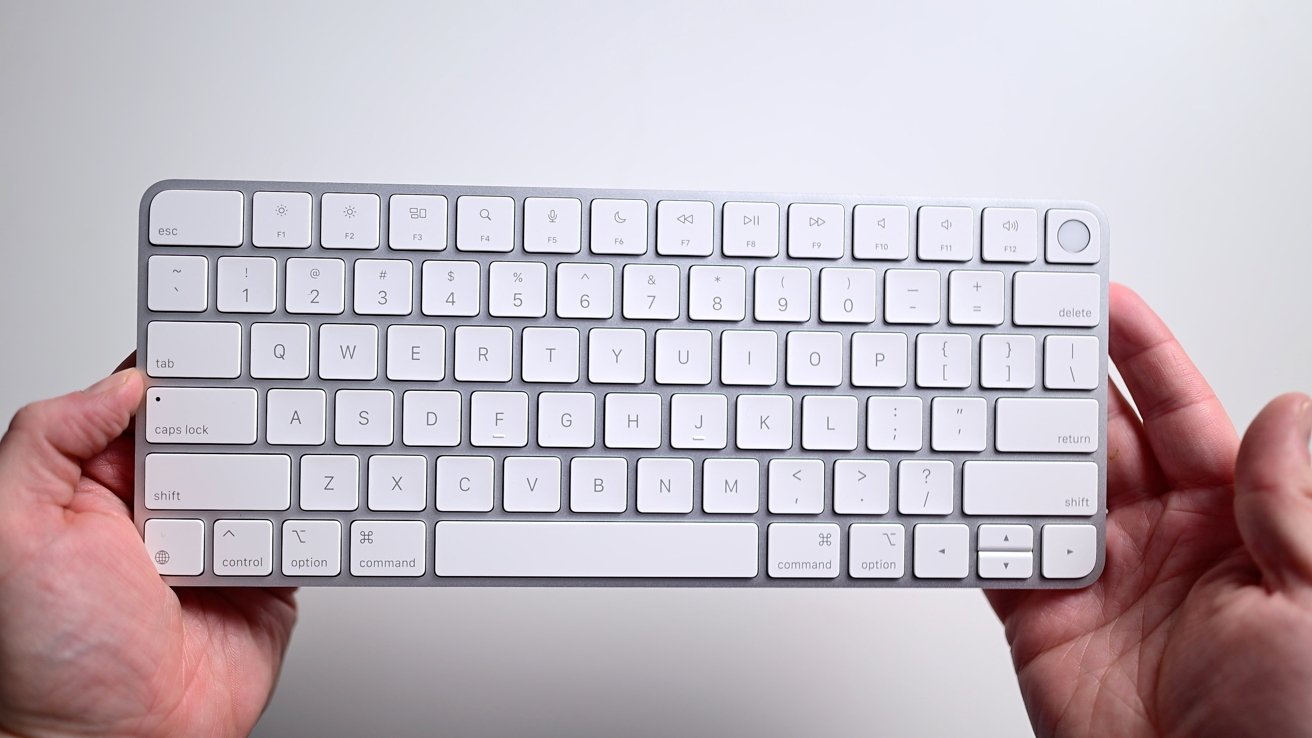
top-left (135, 179), bottom-right (1108, 588)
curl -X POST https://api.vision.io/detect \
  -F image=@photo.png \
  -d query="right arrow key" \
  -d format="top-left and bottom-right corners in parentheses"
top-left (1042, 524), bottom-right (1099, 579)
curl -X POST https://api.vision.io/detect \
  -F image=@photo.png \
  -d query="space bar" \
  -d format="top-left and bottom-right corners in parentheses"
top-left (434, 521), bottom-right (759, 578)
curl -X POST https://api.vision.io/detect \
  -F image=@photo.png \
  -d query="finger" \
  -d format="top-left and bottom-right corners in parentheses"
top-left (1105, 379), bottom-right (1166, 508)
top-left (1108, 283), bottom-right (1238, 487)
top-left (1234, 392), bottom-right (1312, 590)
top-left (0, 369), bottom-right (144, 508)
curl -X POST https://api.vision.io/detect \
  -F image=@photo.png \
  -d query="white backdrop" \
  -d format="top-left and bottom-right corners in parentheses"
top-left (2, 2), bottom-right (1310, 736)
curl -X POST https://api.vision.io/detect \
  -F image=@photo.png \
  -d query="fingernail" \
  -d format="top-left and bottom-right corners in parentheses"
top-left (85, 369), bottom-right (133, 396)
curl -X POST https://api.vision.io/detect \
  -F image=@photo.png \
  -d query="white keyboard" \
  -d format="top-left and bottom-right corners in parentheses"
top-left (135, 180), bottom-right (1108, 588)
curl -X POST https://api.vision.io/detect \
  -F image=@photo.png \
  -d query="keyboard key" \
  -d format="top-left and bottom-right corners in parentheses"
top-left (767, 523), bottom-right (840, 578)
top-left (849, 523), bottom-right (905, 578)
top-left (249, 323), bottom-right (308, 381)
top-left (853, 205), bottom-right (909, 260)
top-left (623, 264), bottom-right (680, 320)
top-left (266, 389), bottom-right (325, 445)
top-left (851, 332), bottom-right (908, 388)
top-left (213, 519), bottom-right (273, 576)
top-left (470, 391), bottom-right (529, 447)
top-left (456, 195), bottom-right (514, 252)
top-left (657, 200), bottom-right (713, 256)
top-left (883, 269), bottom-right (941, 324)
top-left (588, 328), bottom-right (645, 384)
top-left (146, 321), bottom-right (241, 378)
top-left (688, 265), bottom-right (746, 321)
top-left (299, 455), bottom-right (360, 511)
top-left (145, 518), bottom-right (205, 575)
top-left (149, 189), bottom-right (243, 247)
top-left (897, 460), bottom-right (953, 515)
top-left (146, 387), bottom-right (257, 444)
top-left (435, 456), bottom-right (495, 512)
top-left (591, 198), bottom-right (647, 255)
top-left (386, 325), bottom-right (445, 381)
top-left (637, 457), bottom-right (694, 513)
top-left (350, 520), bottom-right (426, 577)
top-left (948, 270), bottom-right (1004, 325)
top-left (1042, 524), bottom-right (1098, 578)
top-left (963, 461), bottom-right (1098, 516)
top-left (433, 521), bottom-right (758, 577)
top-left (995, 398), bottom-right (1099, 453)
top-left (834, 459), bottom-right (891, 514)
top-left (147, 255), bottom-right (208, 312)
top-left (702, 459), bottom-right (760, 514)
top-left (980, 334), bottom-right (1036, 389)
top-left (915, 333), bottom-right (972, 388)
top-left (655, 329), bottom-right (712, 385)
top-left (736, 394), bottom-right (793, 450)
top-left (253, 191), bottom-right (312, 249)
top-left (285, 257), bottom-right (345, 315)
top-left (367, 455), bottom-right (427, 512)
top-left (503, 457), bottom-right (563, 512)
top-left (333, 389), bottom-right (394, 446)
top-left (670, 393), bottom-right (727, 449)
top-left (917, 206), bottom-right (972, 261)
top-left (1012, 272), bottom-right (1101, 327)
top-left (1045, 209), bottom-right (1101, 265)
top-left (321, 193), bottom-right (380, 249)
top-left (787, 203), bottom-right (843, 259)
top-left (603, 393), bottom-right (661, 448)
top-left (421, 260), bottom-right (481, 317)
top-left (930, 397), bottom-right (986, 452)
top-left (401, 390), bottom-right (462, 447)
top-left (982, 207), bottom-right (1037, 262)
top-left (319, 324), bottom-right (378, 380)
top-left (720, 330), bottom-right (778, 386)
top-left (978, 551), bottom-right (1032, 579)
top-left (521, 327), bottom-right (580, 383)
top-left (801, 396), bottom-right (858, 451)
top-left (1044, 335), bottom-right (1100, 390)
top-left (569, 457), bottom-right (628, 512)
top-left (819, 268), bottom-right (877, 323)
top-left (722, 202), bottom-right (779, 257)
top-left (866, 397), bottom-right (923, 451)
top-left (753, 266), bottom-right (811, 322)
top-left (786, 331), bottom-right (842, 386)
top-left (978, 524), bottom-right (1034, 551)
top-left (388, 194), bottom-right (447, 251)
top-left (767, 459), bottom-right (824, 514)
top-left (216, 256), bottom-right (277, 313)
top-left (282, 520), bottom-right (343, 576)
top-left (144, 453), bottom-right (290, 510)
top-left (557, 263), bottom-right (614, 319)
top-left (453, 326), bottom-right (512, 382)
top-left (913, 524), bottom-right (969, 579)
top-left (353, 259), bottom-right (413, 316)
top-left (524, 197), bottom-right (581, 253)
top-left (489, 261), bottom-right (547, 318)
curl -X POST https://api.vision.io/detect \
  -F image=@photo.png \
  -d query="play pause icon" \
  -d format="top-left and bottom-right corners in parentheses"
top-left (743, 214), bottom-right (759, 226)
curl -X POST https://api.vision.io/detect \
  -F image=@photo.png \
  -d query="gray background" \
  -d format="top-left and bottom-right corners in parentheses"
top-left (1, 2), bottom-right (1308, 736)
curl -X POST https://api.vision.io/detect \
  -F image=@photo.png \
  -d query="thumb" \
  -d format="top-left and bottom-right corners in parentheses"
top-left (0, 369), bottom-right (144, 505)
top-left (1234, 392), bottom-right (1312, 591)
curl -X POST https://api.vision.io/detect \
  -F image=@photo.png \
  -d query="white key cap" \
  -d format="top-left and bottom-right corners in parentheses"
top-left (1045, 210), bottom-right (1101, 265)
top-left (802, 395), bottom-right (858, 450)
top-left (569, 457), bottom-right (628, 512)
top-left (285, 257), bottom-right (345, 314)
top-left (147, 321), bottom-right (240, 378)
top-left (368, 455), bottom-right (427, 511)
top-left (819, 268), bottom-right (877, 323)
top-left (720, 331), bottom-right (778, 386)
top-left (321, 193), bottom-right (380, 249)
top-left (281, 520), bottom-right (342, 576)
top-left (386, 325), bottom-right (445, 381)
top-left (588, 328), bottom-right (645, 383)
top-left (537, 392), bottom-right (595, 448)
top-left (722, 202), bottom-right (779, 257)
top-left (834, 459), bottom-right (891, 514)
top-left (266, 389), bottom-right (325, 445)
top-left (979, 551), bottom-right (1033, 579)
top-left (350, 521), bottom-right (425, 577)
top-left (853, 204), bottom-right (910, 260)
top-left (333, 389), bottom-right (394, 446)
top-left (144, 453), bottom-right (290, 510)
top-left (456, 195), bottom-right (514, 252)
top-left (557, 263), bottom-right (614, 319)
top-left (913, 524), bottom-right (969, 578)
top-left (435, 456), bottom-right (495, 512)
top-left (898, 460), bottom-right (954, 515)
top-left (1013, 272), bottom-right (1101, 327)
top-left (867, 396), bottom-right (923, 451)
top-left (623, 264), bottom-right (680, 320)
top-left (353, 259), bottom-right (413, 316)
top-left (655, 329), bottom-right (712, 385)
top-left (916, 333), bottom-right (972, 388)
top-left (768, 459), bottom-right (824, 514)
top-left (401, 390), bottom-right (462, 447)
top-left (213, 519), bottom-right (273, 576)
top-left (670, 393), bottom-right (727, 449)
top-left (299, 455), bottom-right (360, 511)
top-left (603, 393), bottom-right (661, 449)
top-left (883, 269), bottom-right (941, 324)
top-left (786, 331), bottom-right (843, 386)
top-left (787, 203), bottom-right (844, 259)
top-left (470, 391), bottom-right (529, 447)
top-left (150, 190), bottom-right (243, 247)
top-left (702, 458), bottom-right (760, 514)
top-left (252, 191), bottom-right (312, 248)
top-left (147, 255), bottom-right (208, 311)
top-left (948, 270), bottom-right (1004, 325)
top-left (503, 457), bottom-right (562, 512)
top-left (849, 523), bottom-right (905, 579)
top-left (978, 524), bottom-right (1034, 551)
top-left (982, 207), bottom-right (1038, 262)
top-left (688, 265), bottom-right (746, 321)
top-left (917, 206), bottom-right (973, 261)
top-left (736, 394), bottom-right (792, 450)
top-left (637, 457), bottom-right (694, 513)
top-left (144, 518), bottom-right (205, 575)
top-left (216, 256), bottom-right (277, 313)
top-left (489, 261), bottom-right (547, 318)
top-left (980, 334), bottom-right (1036, 389)
top-left (453, 326), bottom-right (512, 382)
top-left (996, 398), bottom-right (1099, 453)
top-left (1044, 335), bottom-right (1100, 390)
top-left (767, 523), bottom-right (840, 578)
top-left (521, 327), bottom-right (580, 383)
top-left (524, 197), bottom-right (581, 254)
top-left (753, 266), bottom-right (811, 322)
top-left (590, 198), bottom-right (648, 255)
top-left (434, 521), bottom-right (757, 577)
top-left (963, 461), bottom-right (1098, 516)
top-left (146, 387), bottom-right (256, 444)
top-left (388, 194), bottom-right (447, 251)
top-left (851, 332), bottom-right (908, 388)
top-left (930, 397), bottom-right (987, 452)
top-left (657, 200), bottom-right (713, 256)
top-left (421, 260), bottom-right (481, 317)
top-left (319, 324), bottom-right (378, 380)
top-left (1042, 524), bottom-right (1099, 579)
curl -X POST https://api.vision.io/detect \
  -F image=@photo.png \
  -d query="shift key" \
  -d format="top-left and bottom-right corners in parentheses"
top-left (146, 387), bottom-right (257, 444)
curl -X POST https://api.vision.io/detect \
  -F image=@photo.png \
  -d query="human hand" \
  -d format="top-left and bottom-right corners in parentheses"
top-left (0, 363), bottom-right (296, 738)
top-left (989, 285), bottom-right (1312, 738)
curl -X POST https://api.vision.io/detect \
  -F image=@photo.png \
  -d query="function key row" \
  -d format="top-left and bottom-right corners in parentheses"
top-left (148, 189), bottom-right (1101, 265)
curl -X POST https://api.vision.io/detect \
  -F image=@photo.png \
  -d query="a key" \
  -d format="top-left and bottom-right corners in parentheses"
top-left (145, 519), bottom-right (206, 576)
top-left (388, 194), bottom-right (447, 251)
top-left (866, 396), bottom-right (923, 451)
top-left (753, 266), bottom-right (811, 322)
top-left (913, 524), bottom-right (969, 579)
top-left (636, 457), bottom-right (695, 513)
top-left (588, 328), bottom-right (645, 384)
top-left (656, 200), bottom-right (714, 256)
top-left (883, 269), bottom-right (941, 324)
top-left (720, 331), bottom-right (778, 386)
top-left (456, 195), bottom-right (514, 252)
top-left (503, 457), bottom-right (563, 512)
top-left (915, 333), bottom-right (972, 388)
top-left (318, 324), bottom-right (378, 380)
top-left (930, 397), bottom-right (987, 452)
top-left (281, 520), bottom-right (342, 576)
top-left (834, 459), bottom-right (891, 514)
top-left (537, 392), bottom-right (596, 448)
top-left (767, 459), bottom-right (824, 514)
top-left (655, 329), bottom-right (712, 385)
top-left (1041, 524), bottom-right (1098, 578)
top-left (350, 521), bottom-right (426, 577)
top-left (980, 334), bottom-right (1036, 389)
top-left (569, 457), bottom-right (628, 512)
top-left (1012, 272), bottom-right (1101, 327)
top-left (401, 390), bottom-right (462, 447)
top-left (978, 552), bottom-right (1033, 579)
top-left (368, 455), bottom-right (428, 512)
top-left (524, 197), bottom-right (582, 254)
top-left (1044, 335), bottom-right (1100, 390)
top-left (145, 387), bottom-right (257, 444)
top-left (767, 523), bottom-right (841, 578)
top-left (421, 261), bottom-right (481, 317)
top-left (147, 255), bottom-right (208, 312)
top-left (851, 332), bottom-right (908, 388)
top-left (917, 206), bottom-right (973, 261)
top-left (948, 270), bottom-right (1004, 325)
top-left (386, 325), bottom-right (445, 381)
top-left (963, 461), bottom-right (1098, 516)
top-left (299, 455), bottom-right (360, 511)
top-left (819, 267), bottom-right (877, 323)
top-left (489, 261), bottom-right (547, 318)
top-left (521, 327), bottom-right (580, 383)
top-left (435, 456), bottom-right (495, 512)
top-left (688, 265), bottom-right (746, 321)
top-left (216, 256), bottom-right (277, 313)
top-left (1045, 210), bottom-right (1101, 265)
top-left (898, 459), bottom-right (954, 515)
top-left (603, 393), bottom-right (661, 449)
top-left (453, 326), bottom-right (512, 382)
top-left (853, 205), bottom-right (909, 260)
top-left (622, 264), bottom-right (680, 320)
top-left (144, 453), bottom-right (290, 510)
top-left (285, 257), bottom-right (345, 315)
top-left (149, 189), bottom-right (243, 247)
top-left (146, 321), bottom-right (240, 378)
top-left (590, 198), bottom-right (648, 255)
top-left (786, 331), bottom-right (843, 386)
top-left (470, 391), bottom-right (529, 447)
top-left (333, 389), bottom-right (394, 446)
top-left (787, 203), bottom-right (844, 259)
top-left (978, 525), bottom-right (1035, 551)
top-left (557, 263), bottom-right (614, 319)
top-left (265, 389), bottom-right (325, 445)
top-left (982, 207), bottom-right (1038, 262)
top-left (801, 396), bottom-right (858, 451)
top-left (353, 259), bottom-right (413, 316)
top-left (702, 458), bottom-right (760, 514)
top-left (670, 393), bottom-right (727, 449)
top-left (321, 193), bottom-right (380, 249)
top-left (995, 398), bottom-right (1099, 453)
top-left (736, 394), bottom-right (793, 450)
top-left (213, 520), bottom-right (273, 576)
top-left (252, 191), bottom-right (312, 249)
top-left (849, 523), bottom-right (905, 578)
top-left (722, 202), bottom-right (779, 257)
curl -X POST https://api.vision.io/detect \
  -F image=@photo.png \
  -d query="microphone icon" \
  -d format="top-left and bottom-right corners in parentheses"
top-left (547, 209), bottom-right (558, 223)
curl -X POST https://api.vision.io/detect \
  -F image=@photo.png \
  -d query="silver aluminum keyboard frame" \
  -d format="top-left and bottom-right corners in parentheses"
top-left (135, 179), bottom-right (1109, 589)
